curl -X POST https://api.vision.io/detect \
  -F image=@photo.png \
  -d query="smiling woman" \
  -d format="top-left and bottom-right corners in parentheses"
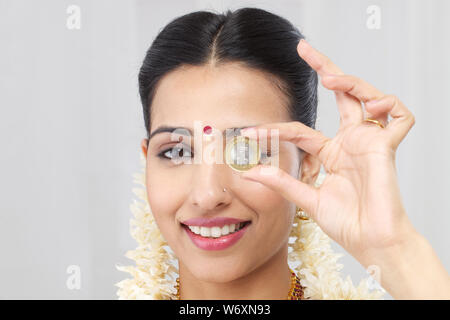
top-left (114, 7), bottom-right (450, 300)
top-left (114, 7), bottom-right (384, 300)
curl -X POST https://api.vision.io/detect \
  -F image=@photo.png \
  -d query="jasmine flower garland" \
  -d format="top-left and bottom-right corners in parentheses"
top-left (115, 154), bottom-right (386, 300)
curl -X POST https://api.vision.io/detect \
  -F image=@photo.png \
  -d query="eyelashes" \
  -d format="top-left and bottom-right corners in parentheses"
top-left (157, 145), bottom-right (192, 160)
top-left (157, 146), bottom-right (272, 163)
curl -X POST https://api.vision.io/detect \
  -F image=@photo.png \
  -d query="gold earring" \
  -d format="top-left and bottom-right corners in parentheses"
top-left (296, 206), bottom-right (309, 220)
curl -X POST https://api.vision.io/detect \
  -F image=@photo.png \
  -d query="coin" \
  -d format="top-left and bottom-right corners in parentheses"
top-left (225, 135), bottom-right (261, 172)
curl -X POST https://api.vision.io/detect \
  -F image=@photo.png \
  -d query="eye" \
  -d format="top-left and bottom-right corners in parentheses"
top-left (157, 145), bottom-right (193, 161)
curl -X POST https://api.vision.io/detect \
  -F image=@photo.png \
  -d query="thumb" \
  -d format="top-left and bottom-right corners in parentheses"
top-left (241, 165), bottom-right (319, 219)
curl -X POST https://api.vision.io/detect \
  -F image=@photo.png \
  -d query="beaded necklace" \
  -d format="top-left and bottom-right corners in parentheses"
top-left (174, 268), bottom-right (304, 300)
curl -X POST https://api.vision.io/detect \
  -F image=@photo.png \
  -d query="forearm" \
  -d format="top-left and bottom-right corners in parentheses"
top-left (359, 229), bottom-right (450, 299)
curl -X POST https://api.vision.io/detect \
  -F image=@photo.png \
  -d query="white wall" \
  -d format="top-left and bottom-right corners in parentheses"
top-left (0, 0), bottom-right (448, 299)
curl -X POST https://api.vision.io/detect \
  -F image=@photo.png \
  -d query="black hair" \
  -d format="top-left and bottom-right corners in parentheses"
top-left (138, 7), bottom-right (318, 140)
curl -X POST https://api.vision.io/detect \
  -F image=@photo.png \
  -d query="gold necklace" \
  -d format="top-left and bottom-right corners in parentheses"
top-left (174, 268), bottom-right (304, 300)
top-left (287, 268), bottom-right (305, 300)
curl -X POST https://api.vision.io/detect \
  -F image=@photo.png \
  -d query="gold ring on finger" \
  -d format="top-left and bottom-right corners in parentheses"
top-left (363, 118), bottom-right (385, 129)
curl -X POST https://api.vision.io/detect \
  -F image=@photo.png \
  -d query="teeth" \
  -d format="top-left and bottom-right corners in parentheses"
top-left (188, 222), bottom-right (248, 238)
top-left (221, 225), bottom-right (229, 236)
top-left (200, 226), bottom-right (210, 237)
top-left (211, 226), bottom-right (221, 238)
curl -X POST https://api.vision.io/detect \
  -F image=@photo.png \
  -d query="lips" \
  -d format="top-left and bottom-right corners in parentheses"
top-left (181, 219), bottom-right (252, 251)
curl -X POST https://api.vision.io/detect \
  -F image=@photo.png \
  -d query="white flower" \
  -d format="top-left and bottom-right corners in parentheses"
top-left (116, 156), bottom-right (386, 300)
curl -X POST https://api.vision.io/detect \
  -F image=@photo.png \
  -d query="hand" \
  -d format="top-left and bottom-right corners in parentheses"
top-left (240, 39), bottom-right (417, 263)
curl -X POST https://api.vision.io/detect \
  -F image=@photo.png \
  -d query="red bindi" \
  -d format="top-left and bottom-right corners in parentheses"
top-left (203, 125), bottom-right (212, 134)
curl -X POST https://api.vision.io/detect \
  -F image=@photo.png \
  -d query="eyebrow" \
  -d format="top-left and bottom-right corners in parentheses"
top-left (148, 125), bottom-right (258, 143)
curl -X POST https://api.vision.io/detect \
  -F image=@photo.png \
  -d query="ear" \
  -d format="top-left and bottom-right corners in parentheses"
top-left (141, 138), bottom-right (149, 158)
top-left (298, 151), bottom-right (321, 186)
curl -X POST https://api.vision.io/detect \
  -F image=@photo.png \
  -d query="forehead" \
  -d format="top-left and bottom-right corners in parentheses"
top-left (150, 62), bottom-right (291, 131)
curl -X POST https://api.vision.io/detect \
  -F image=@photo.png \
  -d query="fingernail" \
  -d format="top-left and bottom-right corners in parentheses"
top-left (240, 127), bottom-right (257, 137)
top-left (240, 126), bottom-right (255, 133)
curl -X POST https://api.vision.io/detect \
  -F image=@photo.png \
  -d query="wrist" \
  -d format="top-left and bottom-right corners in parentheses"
top-left (357, 219), bottom-right (419, 268)
top-left (358, 228), bottom-right (450, 299)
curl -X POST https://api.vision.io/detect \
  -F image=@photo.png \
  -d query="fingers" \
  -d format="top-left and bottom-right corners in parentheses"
top-left (367, 95), bottom-right (416, 149)
top-left (241, 164), bottom-right (319, 218)
top-left (240, 121), bottom-right (331, 164)
top-left (321, 74), bottom-right (388, 126)
top-left (298, 40), bottom-right (363, 126)
top-left (296, 40), bottom-right (415, 149)
top-left (322, 74), bottom-right (416, 147)
top-left (297, 39), bottom-right (344, 76)
top-left (321, 74), bottom-right (384, 103)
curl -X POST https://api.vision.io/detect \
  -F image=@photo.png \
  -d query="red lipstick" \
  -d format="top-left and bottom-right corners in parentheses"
top-left (180, 217), bottom-right (252, 251)
top-left (182, 222), bottom-right (251, 251)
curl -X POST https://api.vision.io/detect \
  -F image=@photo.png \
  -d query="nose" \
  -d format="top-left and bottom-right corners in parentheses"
top-left (188, 160), bottom-right (233, 212)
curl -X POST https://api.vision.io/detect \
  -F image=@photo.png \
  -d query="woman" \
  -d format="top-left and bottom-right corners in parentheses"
top-left (116, 7), bottom-right (450, 300)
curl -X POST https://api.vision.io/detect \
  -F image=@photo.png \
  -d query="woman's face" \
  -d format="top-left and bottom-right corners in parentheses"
top-left (141, 62), bottom-right (303, 283)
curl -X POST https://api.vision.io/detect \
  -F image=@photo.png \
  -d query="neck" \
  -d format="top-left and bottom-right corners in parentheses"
top-left (178, 243), bottom-right (291, 299)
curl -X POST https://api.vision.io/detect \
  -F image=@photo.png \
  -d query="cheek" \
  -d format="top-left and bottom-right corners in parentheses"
top-left (240, 152), bottom-right (297, 242)
top-left (240, 177), bottom-right (294, 241)
top-left (242, 148), bottom-right (297, 212)
top-left (145, 165), bottom-right (184, 242)
top-left (241, 181), bottom-right (285, 214)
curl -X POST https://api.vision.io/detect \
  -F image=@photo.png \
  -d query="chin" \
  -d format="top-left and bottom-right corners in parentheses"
top-left (186, 257), bottom-right (251, 283)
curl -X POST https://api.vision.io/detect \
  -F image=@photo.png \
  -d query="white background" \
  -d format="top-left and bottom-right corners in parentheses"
top-left (1, 0), bottom-right (449, 299)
